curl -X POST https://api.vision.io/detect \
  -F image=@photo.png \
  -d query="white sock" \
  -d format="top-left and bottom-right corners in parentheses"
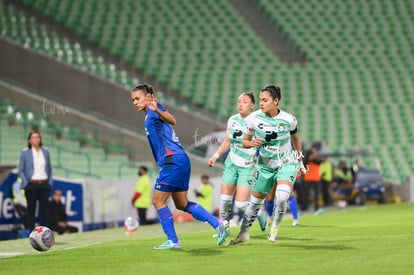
top-left (272, 185), bottom-right (291, 228)
top-left (220, 194), bottom-right (233, 221)
top-left (240, 195), bottom-right (264, 234)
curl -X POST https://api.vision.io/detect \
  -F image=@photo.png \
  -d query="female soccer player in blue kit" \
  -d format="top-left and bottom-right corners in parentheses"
top-left (131, 84), bottom-right (228, 249)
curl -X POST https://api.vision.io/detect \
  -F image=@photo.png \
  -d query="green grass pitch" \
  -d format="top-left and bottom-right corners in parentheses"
top-left (1, 203), bottom-right (413, 275)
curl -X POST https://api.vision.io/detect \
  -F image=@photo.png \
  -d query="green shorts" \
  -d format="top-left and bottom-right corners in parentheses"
top-left (252, 162), bottom-right (298, 194)
top-left (222, 157), bottom-right (255, 187)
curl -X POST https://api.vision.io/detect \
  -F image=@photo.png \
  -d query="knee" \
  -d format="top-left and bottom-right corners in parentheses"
top-left (152, 198), bottom-right (165, 210)
top-left (276, 185), bottom-right (291, 203)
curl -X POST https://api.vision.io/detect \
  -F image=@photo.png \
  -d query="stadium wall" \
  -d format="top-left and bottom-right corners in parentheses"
top-left (0, 37), bottom-right (225, 146)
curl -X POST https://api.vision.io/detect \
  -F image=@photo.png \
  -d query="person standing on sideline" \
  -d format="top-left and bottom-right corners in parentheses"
top-left (208, 92), bottom-right (267, 232)
top-left (131, 84), bottom-right (228, 249)
top-left (131, 166), bottom-right (158, 225)
top-left (18, 130), bottom-right (52, 230)
top-left (302, 146), bottom-right (323, 214)
top-left (320, 155), bottom-right (333, 206)
top-left (194, 174), bottom-right (214, 213)
top-left (229, 85), bottom-right (306, 245)
top-left (49, 189), bottom-right (78, 234)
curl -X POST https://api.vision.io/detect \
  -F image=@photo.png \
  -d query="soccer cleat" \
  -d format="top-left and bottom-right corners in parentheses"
top-left (268, 226), bottom-right (279, 242)
top-left (257, 212), bottom-right (268, 232)
top-left (292, 219), bottom-right (300, 226)
top-left (212, 220), bottom-right (230, 238)
top-left (153, 240), bottom-right (181, 250)
top-left (216, 220), bottom-right (229, 246)
top-left (226, 233), bottom-right (250, 246)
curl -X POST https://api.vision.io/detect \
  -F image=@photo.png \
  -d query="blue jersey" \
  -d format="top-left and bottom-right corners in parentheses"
top-left (144, 103), bottom-right (186, 166)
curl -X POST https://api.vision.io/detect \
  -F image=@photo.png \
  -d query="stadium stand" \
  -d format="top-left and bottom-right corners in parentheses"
top-left (0, 101), bottom-right (155, 179)
top-left (0, 0), bottom-right (412, 182)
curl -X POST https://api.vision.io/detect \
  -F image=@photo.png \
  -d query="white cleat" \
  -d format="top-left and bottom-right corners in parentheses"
top-left (268, 226), bottom-right (279, 242)
top-left (292, 219), bottom-right (300, 227)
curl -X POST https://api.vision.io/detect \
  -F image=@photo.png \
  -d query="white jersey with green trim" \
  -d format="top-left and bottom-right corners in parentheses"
top-left (245, 109), bottom-right (298, 165)
top-left (226, 113), bottom-right (256, 167)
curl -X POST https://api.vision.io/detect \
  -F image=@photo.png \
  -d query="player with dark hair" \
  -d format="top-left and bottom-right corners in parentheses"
top-left (131, 84), bottom-right (228, 249)
top-left (229, 85), bottom-right (306, 244)
top-left (208, 92), bottom-right (267, 232)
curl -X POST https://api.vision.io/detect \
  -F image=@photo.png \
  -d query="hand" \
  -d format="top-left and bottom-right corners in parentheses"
top-left (208, 153), bottom-right (219, 167)
top-left (147, 94), bottom-right (158, 111)
top-left (208, 157), bottom-right (216, 167)
top-left (299, 161), bottom-right (307, 177)
top-left (251, 139), bottom-right (262, 148)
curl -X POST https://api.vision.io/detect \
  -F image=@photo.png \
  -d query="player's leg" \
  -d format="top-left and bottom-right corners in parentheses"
top-left (229, 164), bottom-right (273, 244)
top-left (234, 165), bottom-right (254, 226)
top-left (220, 184), bottom-right (236, 224)
top-left (153, 189), bottom-right (180, 248)
top-left (268, 163), bottom-right (297, 242)
top-left (268, 182), bottom-right (291, 241)
top-left (234, 185), bottom-right (250, 224)
top-left (220, 160), bottom-right (238, 224)
top-left (288, 193), bottom-right (300, 226)
top-left (265, 182), bottom-right (277, 221)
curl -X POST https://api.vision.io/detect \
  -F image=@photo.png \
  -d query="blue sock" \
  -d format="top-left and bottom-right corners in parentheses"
top-left (157, 207), bottom-right (178, 243)
top-left (184, 201), bottom-right (219, 228)
top-left (265, 199), bottom-right (275, 217)
top-left (288, 195), bottom-right (298, 220)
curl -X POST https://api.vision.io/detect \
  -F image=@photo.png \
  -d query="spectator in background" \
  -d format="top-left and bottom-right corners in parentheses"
top-left (194, 174), bottom-right (214, 213)
top-left (131, 166), bottom-right (158, 225)
top-left (300, 146), bottom-right (323, 214)
top-left (12, 177), bottom-right (28, 228)
top-left (49, 189), bottom-right (78, 234)
top-left (320, 155), bottom-right (334, 206)
top-left (334, 161), bottom-right (354, 190)
top-left (18, 130), bottom-right (52, 230)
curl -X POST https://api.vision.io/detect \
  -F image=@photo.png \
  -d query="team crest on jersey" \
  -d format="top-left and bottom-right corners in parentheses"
top-left (277, 123), bottom-right (287, 132)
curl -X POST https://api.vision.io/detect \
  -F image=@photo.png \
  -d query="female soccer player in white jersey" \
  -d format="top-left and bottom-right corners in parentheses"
top-left (208, 93), bottom-right (267, 232)
top-left (131, 84), bottom-right (228, 249)
top-left (229, 85), bottom-right (306, 244)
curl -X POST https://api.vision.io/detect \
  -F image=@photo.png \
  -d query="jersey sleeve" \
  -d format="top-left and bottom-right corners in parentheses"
top-left (290, 115), bottom-right (298, 134)
top-left (226, 117), bottom-right (232, 136)
top-left (157, 102), bottom-right (166, 111)
top-left (244, 115), bottom-right (255, 136)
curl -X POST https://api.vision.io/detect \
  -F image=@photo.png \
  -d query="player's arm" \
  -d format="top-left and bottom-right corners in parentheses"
top-left (291, 132), bottom-right (306, 175)
top-left (155, 109), bottom-right (177, 125)
top-left (291, 132), bottom-right (303, 161)
top-left (147, 94), bottom-right (177, 125)
top-left (242, 134), bottom-right (262, 148)
top-left (208, 136), bottom-right (231, 166)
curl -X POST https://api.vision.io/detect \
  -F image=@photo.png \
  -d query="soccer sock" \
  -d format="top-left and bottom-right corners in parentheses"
top-left (273, 185), bottom-right (291, 228)
top-left (288, 195), bottom-right (299, 220)
top-left (157, 207), bottom-right (178, 243)
top-left (219, 194), bottom-right (233, 221)
top-left (234, 200), bottom-right (248, 222)
top-left (265, 199), bottom-right (275, 217)
top-left (239, 195), bottom-right (264, 235)
top-left (184, 201), bottom-right (219, 228)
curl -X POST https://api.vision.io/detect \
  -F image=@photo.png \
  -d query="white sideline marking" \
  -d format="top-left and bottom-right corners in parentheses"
top-left (64, 242), bottom-right (102, 250)
top-left (0, 252), bottom-right (24, 258)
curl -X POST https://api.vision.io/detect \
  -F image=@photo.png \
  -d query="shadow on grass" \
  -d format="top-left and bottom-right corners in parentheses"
top-left (185, 247), bottom-right (224, 256)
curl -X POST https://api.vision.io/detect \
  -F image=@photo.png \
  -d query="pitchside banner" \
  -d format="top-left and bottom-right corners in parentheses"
top-left (0, 171), bottom-right (85, 240)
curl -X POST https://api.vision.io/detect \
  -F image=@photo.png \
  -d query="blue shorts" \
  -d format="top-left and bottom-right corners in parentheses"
top-left (155, 154), bottom-right (191, 192)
